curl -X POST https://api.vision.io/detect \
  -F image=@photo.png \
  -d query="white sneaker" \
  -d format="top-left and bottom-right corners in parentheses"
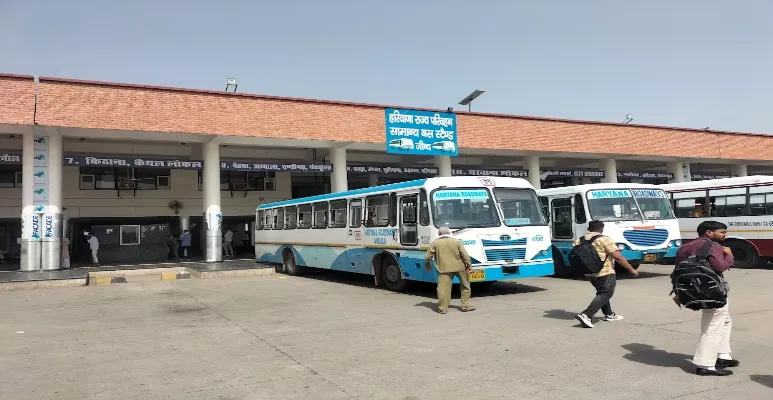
top-left (575, 313), bottom-right (594, 328)
top-left (603, 314), bottom-right (624, 322)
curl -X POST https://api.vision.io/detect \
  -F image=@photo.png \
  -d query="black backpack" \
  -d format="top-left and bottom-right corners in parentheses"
top-left (670, 241), bottom-right (729, 311)
top-left (568, 235), bottom-right (608, 274)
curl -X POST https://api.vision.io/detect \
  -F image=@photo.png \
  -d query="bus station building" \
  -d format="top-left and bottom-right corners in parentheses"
top-left (2, 73), bottom-right (773, 269)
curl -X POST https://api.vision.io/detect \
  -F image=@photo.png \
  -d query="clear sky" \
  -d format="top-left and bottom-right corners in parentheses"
top-left (2, 0), bottom-right (772, 134)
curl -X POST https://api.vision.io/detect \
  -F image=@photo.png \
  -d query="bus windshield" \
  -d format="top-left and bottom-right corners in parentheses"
top-left (493, 188), bottom-right (547, 226)
top-left (431, 188), bottom-right (500, 229)
top-left (586, 188), bottom-right (675, 222)
top-left (632, 189), bottom-right (675, 220)
top-left (586, 189), bottom-right (642, 222)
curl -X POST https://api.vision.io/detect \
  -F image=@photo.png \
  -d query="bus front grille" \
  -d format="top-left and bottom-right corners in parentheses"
top-left (484, 248), bottom-right (527, 262)
top-left (481, 238), bottom-right (527, 247)
top-left (622, 229), bottom-right (669, 247)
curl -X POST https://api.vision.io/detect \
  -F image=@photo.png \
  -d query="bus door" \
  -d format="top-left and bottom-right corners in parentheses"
top-left (550, 197), bottom-right (575, 257)
top-left (347, 198), bottom-right (367, 271)
top-left (398, 193), bottom-right (419, 247)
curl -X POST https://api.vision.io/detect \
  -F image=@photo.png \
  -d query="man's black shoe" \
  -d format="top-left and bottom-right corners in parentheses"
top-left (696, 367), bottom-right (733, 376)
top-left (716, 358), bottom-right (740, 368)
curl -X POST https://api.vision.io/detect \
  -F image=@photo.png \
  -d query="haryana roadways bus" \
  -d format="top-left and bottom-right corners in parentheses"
top-left (537, 183), bottom-right (681, 278)
top-left (661, 175), bottom-right (773, 269)
top-left (254, 176), bottom-right (554, 292)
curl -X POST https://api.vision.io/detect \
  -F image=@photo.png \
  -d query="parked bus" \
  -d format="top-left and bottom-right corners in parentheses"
top-left (537, 183), bottom-right (681, 278)
top-left (661, 175), bottom-right (773, 268)
top-left (254, 176), bottom-right (554, 292)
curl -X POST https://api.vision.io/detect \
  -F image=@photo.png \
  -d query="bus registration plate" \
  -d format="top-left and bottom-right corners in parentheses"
top-left (469, 270), bottom-right (485, 281)
top-left (643, 254), bottom-right (657, 262)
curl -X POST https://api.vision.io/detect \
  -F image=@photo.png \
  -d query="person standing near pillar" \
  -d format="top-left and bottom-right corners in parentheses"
top-left (222, 228), bottom-right (234, 257)
top-left (180, 230), bottom-right (192, 259)
top-left (87, 233), bottom-right (100, 267)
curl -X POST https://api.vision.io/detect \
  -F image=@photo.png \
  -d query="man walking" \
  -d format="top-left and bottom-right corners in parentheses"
top-left (61, 236), bottom-right (71, 269)
top-left (424, 227), bottom-right (476, 314)
top-left (574, 220), bottom-right (639, 328)
top-left (675, 221), bottom-right (737, 376)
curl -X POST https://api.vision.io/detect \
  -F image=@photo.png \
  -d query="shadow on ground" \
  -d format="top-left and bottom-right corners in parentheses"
top-left (552, 270), bottom-right (670, 282)
top-left (294, 269), bottom-right (547, 299)
top-left (621, 343), bottom-right (693, 373)
top-left (750, 375), bottom-right (773, 389)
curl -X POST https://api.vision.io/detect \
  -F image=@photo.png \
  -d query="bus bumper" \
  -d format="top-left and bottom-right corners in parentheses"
top-left (664, 247), bottom-right (679, 259)
top-left (452, 260), bottom-right (554, 283)
top-left (619, 249), bottom-right (668, 264)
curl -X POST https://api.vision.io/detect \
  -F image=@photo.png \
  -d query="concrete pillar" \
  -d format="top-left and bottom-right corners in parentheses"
top-left (41, 129), bottom-right (63, 271)
top-left (601, 158), bottom-right (618, 184)
top-left (330, 147), bottom-right (348, 193)
top-left (203, 142), bottom-right (222, 262)
top-left (524, 156), bottom-right (541, 189)
top-left (368, 174), bottom-right (379, 187)
top-left (668, 161), bottom-right (691, 183)
top-left (179, 216), bottom-right (190, 233)
top-left (435, 156), bottom-right (452, 177)
top-left (20, 132), bottom-right (39, 271)
top-left (732, 164), bottom-right (748, 177)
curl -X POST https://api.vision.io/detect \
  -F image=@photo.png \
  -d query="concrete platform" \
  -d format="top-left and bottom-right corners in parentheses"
top-left (185, 260), bottom-right (276, 279)
top-left (0, 270), bottom-right (88, 291)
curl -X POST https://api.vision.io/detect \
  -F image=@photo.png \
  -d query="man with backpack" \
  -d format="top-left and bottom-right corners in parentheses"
top-left (673, 221), bottom-right (736, 376)
top-left (572, 220), bottom-right (639, 328)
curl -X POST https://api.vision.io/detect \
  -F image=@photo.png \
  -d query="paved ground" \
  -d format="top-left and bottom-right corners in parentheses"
top-left (1, 265), bottom-right (773, 399)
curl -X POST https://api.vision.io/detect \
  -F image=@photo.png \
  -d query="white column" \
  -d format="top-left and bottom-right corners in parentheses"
top-left (203, 142), bottom-right (222, 262)
top-left (524, 156), bottom-right (541, 189)
top-left (40, 128), bottom-right (63, 270)
top-left (435, 156), bottom-right (452, 177)
top-left (20, 132), bottom-right (39, 271)
top-left (368, 174), bottom-right (379, 187)
top-left (668, 161), bottom-right (691, 183)
top-left (732, 164), bottom-right (748, 177)
top-left (601, 158), bottom-right (618, 183)
top-left (330, 147), bottom-right (348, 193)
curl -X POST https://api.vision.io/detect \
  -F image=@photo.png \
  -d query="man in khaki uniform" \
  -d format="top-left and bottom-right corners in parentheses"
top-left (424, 227), bottom-right (476, 314)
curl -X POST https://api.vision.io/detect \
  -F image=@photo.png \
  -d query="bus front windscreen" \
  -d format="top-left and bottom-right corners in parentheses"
top-left (586, 189), bottom-right (642, 222)
top-left (431, 189), bottom-right (500, 229)
top-left (587, 188), bottom-right (675, 222)
top-left (632, 189), bottom-right (675, 220)
top-left (493, 188), bottom-right (548, 226)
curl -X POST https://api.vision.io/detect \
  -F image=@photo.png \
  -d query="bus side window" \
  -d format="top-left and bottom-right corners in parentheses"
top-left (349, 199), bottom-right (363, 228)
top-left (389, 192), bottom-right (398, 227)
top-left (312, 202), bottom-right (328, 228)
top-left (285, 206), bottom-right (298, 229)
top-left (419, 190), bottom-right (430, 226)
top-left (672, 190), bottom-right (707, 218)
top-left (574, 194), bottom-right (587, 224)
top-left (256, 210), bottom-right (264, 230)
top-left (273, 208), bottom-right (285, 230)
top-left (749, 185), bottom-right (773, 216)
top-left (298, 204), bottom-right (312, 229)
top-left (329, 199), bottom-right (347, 228)
top-left (365, 194), bottom-right (389, 227)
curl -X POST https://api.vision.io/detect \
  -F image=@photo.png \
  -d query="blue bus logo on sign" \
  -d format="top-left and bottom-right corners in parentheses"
top-left (385, 108), bottom-right (458, 156)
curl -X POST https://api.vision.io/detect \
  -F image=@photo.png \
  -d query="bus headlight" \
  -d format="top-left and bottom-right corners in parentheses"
top-left (672, 240), bottom-right (682, 247)
top-left (617, 243), bottom-right (627, 251)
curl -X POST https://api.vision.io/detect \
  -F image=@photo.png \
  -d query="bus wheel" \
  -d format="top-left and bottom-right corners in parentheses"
top-left (283, 250), bottom-right (305, 276)
top-left (381, 258), bottom-right (410, 292)
top-left (552, 247), bottom-right (573, 279)
top-left (725, 240), bottom-right (760, 269)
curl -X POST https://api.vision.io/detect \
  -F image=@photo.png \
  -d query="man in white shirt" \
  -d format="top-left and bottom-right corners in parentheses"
top-left (61, 236), bottom-right (71, 269)
top-left (87, 233), bottom-right (100, 266)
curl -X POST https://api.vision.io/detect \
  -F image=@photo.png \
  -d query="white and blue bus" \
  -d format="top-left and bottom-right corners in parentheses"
top-left (537, 183), bottom-right (681, 278)
top-left (255, 176), bottom-right (554, 291)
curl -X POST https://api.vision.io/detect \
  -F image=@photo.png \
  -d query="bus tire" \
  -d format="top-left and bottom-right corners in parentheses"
top-left (724, 239), bottom-right (760, 269)
top-left (282, 249), bottom-right (306, 276)
top-left (552, 246), bottom-right (574, 279)
top-left (380, 256), bottom-right (410, 292)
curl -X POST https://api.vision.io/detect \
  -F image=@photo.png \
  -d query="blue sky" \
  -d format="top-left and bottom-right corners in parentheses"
top-left (2, 0), bottom-right (772, 133)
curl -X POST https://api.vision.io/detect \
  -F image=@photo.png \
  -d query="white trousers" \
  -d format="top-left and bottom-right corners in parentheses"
top-left (61, 257), bottom-right (70, 269)
top-left (693, 300), bottom-right (732, 367)
top-left (91, 248), bottom-right (99, 264)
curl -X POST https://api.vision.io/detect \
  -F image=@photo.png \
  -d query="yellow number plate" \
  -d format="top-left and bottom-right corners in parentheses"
top-left (643, 254), bottom-right (657, 262)
top-left (469, 270), bottom-right (486, 281)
